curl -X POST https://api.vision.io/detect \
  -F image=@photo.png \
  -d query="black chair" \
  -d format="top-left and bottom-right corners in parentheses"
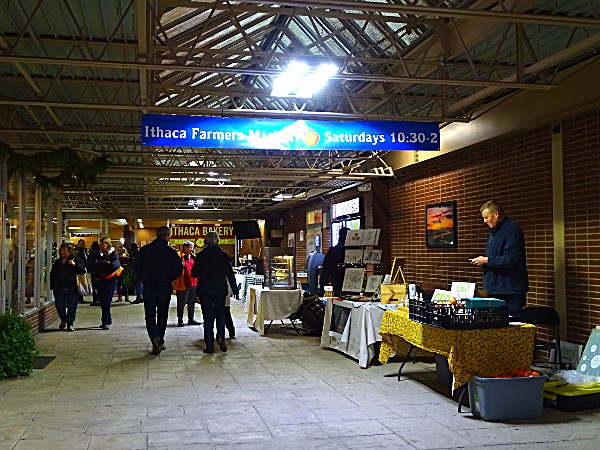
top-left (516, 307), bottom-right (562, 371)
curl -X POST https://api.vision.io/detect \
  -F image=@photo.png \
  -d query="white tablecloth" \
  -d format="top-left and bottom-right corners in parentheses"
top-left (320, 299), bottom-right (395, 368)
top-left (246, 287), bottom-right (303, 335)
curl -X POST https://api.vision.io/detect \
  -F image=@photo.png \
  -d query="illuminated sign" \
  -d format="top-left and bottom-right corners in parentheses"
top-left (169, 224), bottom-right (234, 246)
top-left (141, 115), bottom-right (440, 151)
top-left (332, 198), bottom-right (360, 219)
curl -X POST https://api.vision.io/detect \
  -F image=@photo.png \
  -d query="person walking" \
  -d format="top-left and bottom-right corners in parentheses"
top-left (88, 241), bottom-right (101, 306)
top-left (75, 239), bottom-right (89, 304)
top-left (128, 243), bottom-right (144, 304)
top-left (191, 232), bottom-right (239, 354)
top-left (134, 226), bottom-right (182, 355)
top-left (90, 237), bottom-right (122, 330)
top-left (173, 241), bottom-right (201, 327)
top-left (471, 199), bottom-right (529, 316)
top-left (116, 246), bottom-right (130, 303)
top-left (50, 243), bottom-right (86, 331)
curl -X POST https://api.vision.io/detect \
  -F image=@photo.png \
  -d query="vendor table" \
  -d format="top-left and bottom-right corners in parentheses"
top-left (321, 299), bottom-right (396, 368)
top-left (378, 308), bottom-right (536, 391)
top-left (246, 286), bottom-right (303, 335)
top-left (238, 274), bottom-right (264, 309)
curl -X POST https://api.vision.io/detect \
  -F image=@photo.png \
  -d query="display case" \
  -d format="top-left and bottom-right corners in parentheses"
top-left (262, 247), bottom-right (297, 289)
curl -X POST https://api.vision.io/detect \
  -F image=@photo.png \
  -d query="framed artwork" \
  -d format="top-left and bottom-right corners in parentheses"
top-left (426, 201), bottom-right (457, 248)
top-left (344, 249), bottom-right (364, 264)
top-left (341, 267), bottom-right (366, 293)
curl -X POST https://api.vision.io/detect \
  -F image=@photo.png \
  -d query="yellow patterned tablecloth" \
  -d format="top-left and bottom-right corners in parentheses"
top-left (378, 308), bottom-right (536, 390)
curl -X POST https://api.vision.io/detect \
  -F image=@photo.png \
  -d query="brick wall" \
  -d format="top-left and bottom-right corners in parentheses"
top-left (280, 109), bottom-right (600, 345)
top-left (563, 110), bottom-right (600, 344)
top-left (388, 109), bottom-right (600, 345)
top-left (25, 303), bottom-right (59, 334)
top-left (280, 188), bottom-right (373, 267)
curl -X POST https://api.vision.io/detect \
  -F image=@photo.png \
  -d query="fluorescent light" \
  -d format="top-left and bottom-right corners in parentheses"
top-left (271, 61), bottom-right (338, 98)
top-left (273, 192), bottom-right (293, 201)
top-left (271, 61), bottom-right (310, 97)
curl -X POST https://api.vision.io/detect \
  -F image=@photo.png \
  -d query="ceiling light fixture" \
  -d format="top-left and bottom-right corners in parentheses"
top-left (272, 193), bottom-right (294, 202)
top-left (271, 61), bottom-right (338, 98)
top-left (187, 199), bottom-right (204, 209)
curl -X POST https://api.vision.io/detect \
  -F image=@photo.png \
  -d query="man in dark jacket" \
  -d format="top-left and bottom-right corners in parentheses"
top-left (471, 200), bottom-right (528, 316)
top-left (191, 231), bottom-right (239, 353)
top-left (321, 227), bottom-right (349, 297)
top-left (134, 226), bottom-right (182, 355)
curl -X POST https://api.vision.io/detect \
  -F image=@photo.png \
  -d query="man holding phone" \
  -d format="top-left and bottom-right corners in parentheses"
top-left (471, 200), bottom-right (528, 316)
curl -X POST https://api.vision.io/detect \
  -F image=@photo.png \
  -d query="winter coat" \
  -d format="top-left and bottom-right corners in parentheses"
top-left (483, 216), bottom-right (529, 295)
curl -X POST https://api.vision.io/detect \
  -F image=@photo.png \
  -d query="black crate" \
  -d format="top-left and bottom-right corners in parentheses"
top-left (409, 298), bottom-right (508, 329)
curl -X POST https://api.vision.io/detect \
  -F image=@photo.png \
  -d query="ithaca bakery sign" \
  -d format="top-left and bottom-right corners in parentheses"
top-left (169, 224), bottom-right (234, 246)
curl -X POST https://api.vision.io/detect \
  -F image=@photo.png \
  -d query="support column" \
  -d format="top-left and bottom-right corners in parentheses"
top-left (552, 123), bottom-right (567, 338)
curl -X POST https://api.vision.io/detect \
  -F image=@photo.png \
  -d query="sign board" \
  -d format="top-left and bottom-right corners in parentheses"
top-left (329, 303), bottom-right (351, 339)
top-left (169, 223), bottom-right (234, 246)
top-left (450, 282), bottom-right (476, 299)
top-left (432, 289), bottom-right (454, 302)
top-left (577, 329), bottom-right (600, 377)
top-left (142, 115), bottom-right (440, 151)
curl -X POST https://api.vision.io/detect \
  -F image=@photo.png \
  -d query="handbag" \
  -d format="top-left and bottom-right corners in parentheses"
top-left (380, 264), bottom-right (407, 304)
top-left (122, 267), bottom-right (134, 289)
top-left (76, 271), bottom-right (93, 296)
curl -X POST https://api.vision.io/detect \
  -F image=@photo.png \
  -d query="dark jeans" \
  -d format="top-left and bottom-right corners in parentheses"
top-left (97, 278), bottom-right (118, 326)
top-left (54, 289), bottom-right (79, 326)
top-left (225, 306), bottom-right (235, 335)
top-left (117, 273), bottom-right (128, 299)
top-left (200, 293), bottom-right (226, 350)
top-left (91, 278), bottom-right (99, 304)
top-left (134, 280), bottom-right (143, 299)
top-left (176, 286), bottom-right (197, 321)
top-left (144, 284), bottom-right (172, 344)
top-left (492, 293), bottom-right (526, 316)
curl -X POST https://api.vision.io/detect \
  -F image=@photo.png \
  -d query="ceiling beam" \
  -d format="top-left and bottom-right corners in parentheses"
top-left (164, 0), bottom-right (600, 28)
top-left (0, 55), bottom-right (554, 90)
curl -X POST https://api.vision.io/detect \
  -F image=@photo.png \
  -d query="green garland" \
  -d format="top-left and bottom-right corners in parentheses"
top-left (0, 143), bottom-right (111, 190)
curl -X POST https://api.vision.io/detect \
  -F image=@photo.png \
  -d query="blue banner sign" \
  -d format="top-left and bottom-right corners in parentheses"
top-left (141, 114), bottom-right (440, 151)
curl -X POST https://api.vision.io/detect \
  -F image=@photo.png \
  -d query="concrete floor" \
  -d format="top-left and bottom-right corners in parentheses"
top-left (1, 297), bottom-right (600, 449)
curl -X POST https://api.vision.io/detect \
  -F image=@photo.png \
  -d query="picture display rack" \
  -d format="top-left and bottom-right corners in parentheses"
top-left (340, 228), bottom-right (382, 295)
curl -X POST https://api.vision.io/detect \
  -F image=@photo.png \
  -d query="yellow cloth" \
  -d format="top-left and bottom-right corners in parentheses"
top-left (378, 309), bottom-right (536, 390)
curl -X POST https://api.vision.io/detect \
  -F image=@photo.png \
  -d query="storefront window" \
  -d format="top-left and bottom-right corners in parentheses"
top-left (24, 179), bottom-right (36, 310)
top-left (6, 176), bottom-right (22, 313)
top-left (38, 188), bottom-right (49, 304)
top-left (331, 198), bottom-right (363, 246)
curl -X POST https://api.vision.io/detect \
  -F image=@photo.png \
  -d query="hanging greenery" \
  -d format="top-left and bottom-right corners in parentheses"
top-left (0, 143), bottom-right (112, 190)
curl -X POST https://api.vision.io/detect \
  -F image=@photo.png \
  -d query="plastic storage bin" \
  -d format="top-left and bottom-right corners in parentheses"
top-left (409, 298), bottom-right (508, 329)
top-left (468, 375), bottom-right (545, 421)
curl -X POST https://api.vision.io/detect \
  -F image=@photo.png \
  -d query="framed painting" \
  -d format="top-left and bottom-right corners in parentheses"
top-left (426, 201), bottom-right (457, 248)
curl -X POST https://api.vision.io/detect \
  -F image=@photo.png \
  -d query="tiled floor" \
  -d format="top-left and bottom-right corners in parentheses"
top-left (1, 298), bottom-right (599, 449)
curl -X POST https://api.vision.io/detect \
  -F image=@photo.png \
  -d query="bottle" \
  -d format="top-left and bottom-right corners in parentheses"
top-left (324, 282), bottom-right (333, 298)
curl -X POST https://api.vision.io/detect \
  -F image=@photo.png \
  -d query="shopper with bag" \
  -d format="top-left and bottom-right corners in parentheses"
top-left (90, 237), bottom-right (122, 330)
top-left (50, 243), bottom-right (86, 331)
top-left (173, 241), bottom-right (200, 327)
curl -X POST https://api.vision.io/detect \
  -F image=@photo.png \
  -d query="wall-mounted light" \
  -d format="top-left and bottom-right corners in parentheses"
top-left (271, 61), bottom-right (338, 98)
